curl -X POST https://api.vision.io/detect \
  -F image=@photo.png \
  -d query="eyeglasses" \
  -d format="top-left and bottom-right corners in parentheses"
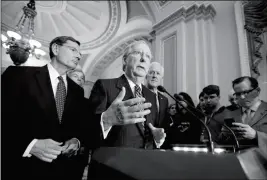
top-left (234, 88), bottom-right (257, 97)
top-left (129, 50), bottom-right (152, 60)
top-left (60, 44), bottom-right (81, 57)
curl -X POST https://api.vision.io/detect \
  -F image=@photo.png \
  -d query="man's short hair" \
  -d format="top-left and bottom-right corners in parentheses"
top-left (148, 62), bottom-right (164, 76)
top-left (49, 36), bottom-right (80, 59)
top-left (122, 40), bottom-right (152, 71)
top-left (203, 85), bottom-right (220, 96)
top-left (199, 91), bottom-right (204, 99)
top-left (232, 76), bottom-right (258, 89)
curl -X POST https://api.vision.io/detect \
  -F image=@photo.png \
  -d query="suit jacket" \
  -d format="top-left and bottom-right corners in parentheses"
top-left (157, 92), bottom-right (169, 127)
top-left (219, 101), bottom-right (267, 150)
top-left (88, 74), bottom-right (158, 149)
top-left (2, 65), bottom-right (100, 180)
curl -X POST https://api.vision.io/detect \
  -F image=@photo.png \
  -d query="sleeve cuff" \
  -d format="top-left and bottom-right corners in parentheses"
top-left (22, 139), bottom-right (38, 157)
top-left (100, 113), bottom-right (112, 139)
top-left (73, 138), bottom-right (80, 149)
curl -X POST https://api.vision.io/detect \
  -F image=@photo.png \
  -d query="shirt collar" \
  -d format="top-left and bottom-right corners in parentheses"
top-left (47, 63), bottom-right (67, 83)
top-left (124, 74), bottom-right (142, 92)
top-left (242, 100), bottom-right (261, 113)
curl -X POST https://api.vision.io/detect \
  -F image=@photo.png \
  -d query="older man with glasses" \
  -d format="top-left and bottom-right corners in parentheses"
top-left (88, 40), bottom-right (166, 150)
top-left (220, 76), bottom-right (267, 150)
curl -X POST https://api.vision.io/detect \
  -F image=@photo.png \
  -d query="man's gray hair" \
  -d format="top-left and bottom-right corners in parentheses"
top-left (149, 61), bottom-right (164, 76)
top-left (67, 68), bottom-right (85, 78)
top-left (122, 40), bottom-right (152, 71)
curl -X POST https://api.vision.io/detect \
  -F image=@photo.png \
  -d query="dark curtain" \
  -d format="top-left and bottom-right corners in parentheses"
top-left (243, 1), bottom-right (267, 78)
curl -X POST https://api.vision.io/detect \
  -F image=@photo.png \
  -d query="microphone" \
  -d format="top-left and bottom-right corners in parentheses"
top-left (173, 88), bottom-right (239, 152)
top-left (157, 86), bottom-right (215, 154)
top-left (222, 123), bottom-right (240, 153)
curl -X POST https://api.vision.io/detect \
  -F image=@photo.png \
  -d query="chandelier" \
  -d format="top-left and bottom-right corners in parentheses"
top-left (1, 0), bottom-right (46, 66)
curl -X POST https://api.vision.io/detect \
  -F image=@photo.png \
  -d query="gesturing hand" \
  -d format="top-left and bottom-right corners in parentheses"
top-left (148, 123), bottom-right (166, 147)
top-left (102, 87), bottom-right (152, 130)
top-left (232, 122), bottom-right (257, 139)
top-left (61, 138), bottom-right (79, 158)
top-left (30, 139), bottom-right (63, 163)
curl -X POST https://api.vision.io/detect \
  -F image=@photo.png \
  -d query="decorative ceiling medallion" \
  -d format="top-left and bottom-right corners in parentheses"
top-left (80, 1), bottom-right (121, 49)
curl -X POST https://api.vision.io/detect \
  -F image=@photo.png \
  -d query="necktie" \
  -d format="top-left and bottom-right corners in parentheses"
top-left (155, 93), bottom-right (160, 113)
top-left (134, 85), bottom-right (150, 148)
top-left (55, 76), bottom-right (66, 123)
top-left (243, 109), bottom-right (252, 124)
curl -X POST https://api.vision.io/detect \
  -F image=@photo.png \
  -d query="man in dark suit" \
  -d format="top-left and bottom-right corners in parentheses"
top-left (2, 36), bottom-right (100, 180)
top-left (88, 40), bottom-right (166, 150)
top-left (219, 76), bottom-right (267, 150)
top-left (145, 62), bottom-right (169, 129)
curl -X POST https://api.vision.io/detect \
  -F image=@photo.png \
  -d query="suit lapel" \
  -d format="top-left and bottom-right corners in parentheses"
top-left (142, 85), bottom-right (154, 125)
top-left (249, 101), bottom-right (267, 127)
top-left (34, 65), bottom-right (58, 122)
top-left (116, 75), bottom-right (134, 101)
top-left (62, 77), bottom-right (76, 121)
top-left (158, 93), bottom-right (165, 126)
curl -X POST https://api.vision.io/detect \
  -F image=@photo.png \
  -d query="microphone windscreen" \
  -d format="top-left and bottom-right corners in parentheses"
top-left (157, 85), bottom-right (166, 92)
top-left (174, 93), bottom-right (179, 99)
top-left (174, 94), bottom-right (183, 101)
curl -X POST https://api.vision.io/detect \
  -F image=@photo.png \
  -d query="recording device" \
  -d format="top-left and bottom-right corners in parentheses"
top-left (224, 118), bottom-right (235, 127)
top-left (157, 85), bottom-right (215, 153)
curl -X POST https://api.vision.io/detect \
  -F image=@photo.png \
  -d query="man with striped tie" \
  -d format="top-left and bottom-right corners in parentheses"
top-left (2, 36), bottom-right (100, 180)
top-left (89, 40), bottom-right (166, 150)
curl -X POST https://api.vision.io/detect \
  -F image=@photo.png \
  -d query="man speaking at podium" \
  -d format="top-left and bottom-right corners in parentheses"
top-left (88, 40), bottom-right (166, 150)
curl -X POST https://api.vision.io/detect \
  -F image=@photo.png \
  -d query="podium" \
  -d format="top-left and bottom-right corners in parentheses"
top-left (88, 147), bottom-right (249, 179)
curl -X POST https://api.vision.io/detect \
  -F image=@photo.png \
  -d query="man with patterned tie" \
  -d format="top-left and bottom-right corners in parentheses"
top-left (88, 40), bottom-right (166, 150)
top-left (220, 76), bottom-right (267, 149)
top-left (145, 62), bottom-right (169, 130)
top-left (2, 36), bottom-right (101, 180)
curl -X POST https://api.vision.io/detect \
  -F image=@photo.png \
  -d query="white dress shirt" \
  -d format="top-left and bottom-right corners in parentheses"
top-left (241, 100), bottom-right (261, 124)
top-left (23, 63), bottom-right (68, 157)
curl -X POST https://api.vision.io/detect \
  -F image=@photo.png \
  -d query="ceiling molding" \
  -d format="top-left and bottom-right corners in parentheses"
top-left (139, 1), bottom-right (156, 23)
top-left (154, 1), bottom-right (172, 11)
top-left (152, 3), bottom-right (216, 34)
top-left (1, 1), bottom-right (120, 51)
top-left (80, 1), bottom-right (121, 50)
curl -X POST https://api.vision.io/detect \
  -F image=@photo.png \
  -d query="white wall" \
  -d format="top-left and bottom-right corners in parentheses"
top-left (152, 1), bottom-right (241, 106)
top-left (213, 1), bottom-right (241, 105)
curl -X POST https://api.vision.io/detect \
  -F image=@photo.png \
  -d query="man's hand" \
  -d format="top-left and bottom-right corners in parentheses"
top-left (102, 87), bottom-right (152, 130)
top-left (61, 138), bottom-right (80, 157)
top-left (232, 122), bottom-right (257, 139)
top-left (30, 139), bottom-right (63, 163)
top-left (148, 123), bottom-right (166, 147)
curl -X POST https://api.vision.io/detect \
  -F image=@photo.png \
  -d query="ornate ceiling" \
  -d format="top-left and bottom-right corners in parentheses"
top-left (1, 1), bottom-right (155, 82)
top-left (2, 1), bottom-right (119, 49)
